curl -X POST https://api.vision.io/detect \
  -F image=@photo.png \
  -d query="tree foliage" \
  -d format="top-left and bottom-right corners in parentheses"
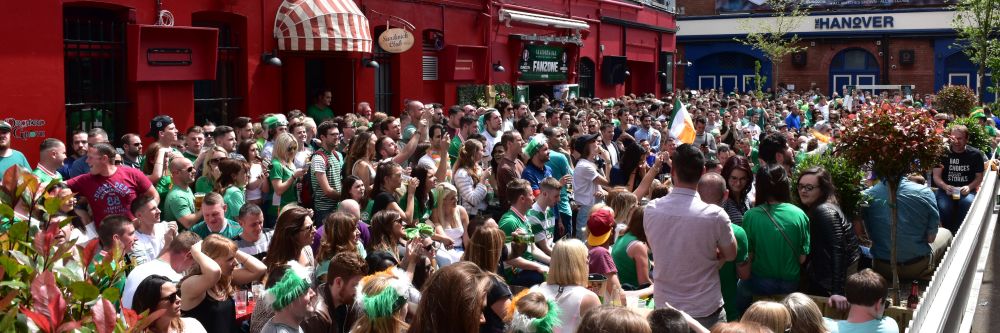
top-left (951, 0), bottom-right (1000, 100)
top-left (735, 0), bottom-right (810, 91)
top-left (936, 85), bottom-right (979, 116)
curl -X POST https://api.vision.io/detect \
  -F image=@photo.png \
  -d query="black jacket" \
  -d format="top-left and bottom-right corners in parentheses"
top-left (806, 203), bottom-right (860, 296)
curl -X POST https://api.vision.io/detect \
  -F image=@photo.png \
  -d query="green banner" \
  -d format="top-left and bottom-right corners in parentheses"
top-left (518, 45), bottom-right (568, 82)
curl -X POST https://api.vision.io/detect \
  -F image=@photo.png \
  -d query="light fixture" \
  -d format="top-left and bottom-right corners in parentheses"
top-left (262, 51), bottom-right (282, 66)
top-left (364, 58), bottom-right (380, 68)
top-left (493, 62), bottom-right (505, 72)
top-left (685, 61), bottom-right (693, 67)
top-left (660, 72), bottom-right (667, 77)
top-left (624, 70), bottom-right (631, 76)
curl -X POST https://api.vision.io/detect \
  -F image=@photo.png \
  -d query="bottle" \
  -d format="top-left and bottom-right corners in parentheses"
top-left (907, 281), bottom-right (920, 309)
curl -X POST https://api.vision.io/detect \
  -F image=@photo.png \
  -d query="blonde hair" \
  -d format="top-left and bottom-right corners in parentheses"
top-left (182, 234), bottom-right (237, 297)
top-left (606, 190), bottom-right (637, 224)
top-left (463, 224), bottom-right (505, 273)
top-left (351, 274), bottom-right (409, 333)
top-left (273, 132), bottom-right (299, 163)
top-left (741, 301), bottom-right (792, 333)
top-left (199, 146), bottom-right (229, 183)
top-left (782, 293), bottom-right (829, 333)
top-left (547, 239), bottom-right (589, 286)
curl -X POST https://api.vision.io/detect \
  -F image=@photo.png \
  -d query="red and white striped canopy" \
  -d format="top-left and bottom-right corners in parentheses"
top-left (273, 0), bottom-right (372, 52)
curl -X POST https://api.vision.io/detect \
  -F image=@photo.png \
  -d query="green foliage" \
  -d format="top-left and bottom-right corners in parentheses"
top-left (950, 116), bottom-right (995, 153)
top-left (792, 152), bottom-right (869, 221)
top-left (936, 85), bottom-right (978, 116)
top-left (951, 0), bottom-right (1000, 100)
top-left (839, 103), bottom-right (946, 180)
top-left (457, 84), bottom-right (488, 108)
top-left (0, 166), bottom-right (160, 332)
top-left (735, 0), bottom-right (810, 91)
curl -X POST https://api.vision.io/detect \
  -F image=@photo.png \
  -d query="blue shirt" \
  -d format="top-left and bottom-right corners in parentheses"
top-left (546, 151), bottom-right (573, 215)
top-left (58, 156), bottom-right (77, 179)
top-left (0, 150), bottom-right (30, 176)
top-left (785, 113), bottom-right (802, 131)
top-left (68, 155), bottom-right (91, 179)
top-left (521, 161), bottom-right (552, 191)
top-left (863, 179), bottom-right (939, 262)
top-left (635, 127), bottom-right (661, 152)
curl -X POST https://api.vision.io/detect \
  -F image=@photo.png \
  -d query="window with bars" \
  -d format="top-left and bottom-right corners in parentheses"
top-left (63, 6), bottom-right (128, 139)
top-left (193, 19), bottom-right (243, 126)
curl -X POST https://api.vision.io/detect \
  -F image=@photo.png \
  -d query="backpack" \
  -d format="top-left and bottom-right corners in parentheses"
top-left (298, 149), bottom-right (328, 209)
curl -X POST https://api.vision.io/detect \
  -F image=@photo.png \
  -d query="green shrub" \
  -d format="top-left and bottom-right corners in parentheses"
top-left (949, 116), bottom-right (995, 154)
top-left (936, 85), bottom-right (977, 116)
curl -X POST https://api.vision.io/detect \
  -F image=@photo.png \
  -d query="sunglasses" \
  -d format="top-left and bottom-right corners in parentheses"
top-left (161, 291), bottom-right (180, 303)
top-left (797, 184), bottom-right (818, 192)
top-left (185, 166), bottom-right (196, 172)
top-left (208, 157), bottom-right (225, 165)
top-left (113, 160), bottom-right (123, 165)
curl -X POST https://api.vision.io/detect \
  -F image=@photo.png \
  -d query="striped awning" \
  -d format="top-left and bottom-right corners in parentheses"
top-left (273, 0), bottom-right (372, 52)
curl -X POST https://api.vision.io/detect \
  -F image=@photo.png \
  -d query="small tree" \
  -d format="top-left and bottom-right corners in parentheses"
top-left (936, 85), bottom-right (978, 116)
top-left (952, 0), bottom-right (1000, 101)
top-left (838, 103), bottom-right (946, 305)
top-left (735, 0), bottom-right (810, 92)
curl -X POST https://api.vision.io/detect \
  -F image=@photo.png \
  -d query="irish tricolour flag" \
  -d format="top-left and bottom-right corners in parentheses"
top-left (669, 99), bottom-right (696, 145)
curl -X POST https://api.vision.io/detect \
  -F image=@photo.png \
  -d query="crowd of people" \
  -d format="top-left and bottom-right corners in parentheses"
top-left (0, 86), bottom-right (993, 333)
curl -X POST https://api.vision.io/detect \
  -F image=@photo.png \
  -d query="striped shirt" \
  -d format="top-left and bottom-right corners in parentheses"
top-left (526, 202), bottom-right (556, 249)
top-left (310, 149), bottom-right (344, 213)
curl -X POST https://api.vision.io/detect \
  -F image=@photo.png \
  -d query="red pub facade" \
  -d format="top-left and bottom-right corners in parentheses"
top-left (0, 0), bottom-right (677, 164)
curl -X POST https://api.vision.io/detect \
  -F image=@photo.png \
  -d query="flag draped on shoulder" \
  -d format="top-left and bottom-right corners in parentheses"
top-left (669, 99), bottom-right (696, 145)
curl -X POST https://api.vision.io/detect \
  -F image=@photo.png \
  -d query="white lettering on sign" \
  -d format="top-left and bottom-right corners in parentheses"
top-left (532, 61), bottom-right (559, 72)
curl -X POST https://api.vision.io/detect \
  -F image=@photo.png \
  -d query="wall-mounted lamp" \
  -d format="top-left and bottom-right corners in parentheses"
top-left (262, 50), bottom-right (282, 67)
top-left (493, 62), bottom-right (505, 72)
top-left (624, 70), bottom-right (631, 76)
top-left (364, 58), bottom-right (380, 68)
top-left (660, 72), bottom-right (667, 77)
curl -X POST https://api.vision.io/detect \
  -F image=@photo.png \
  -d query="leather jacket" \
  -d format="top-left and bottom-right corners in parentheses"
top-left (806, 203), bottom-right (860, 296)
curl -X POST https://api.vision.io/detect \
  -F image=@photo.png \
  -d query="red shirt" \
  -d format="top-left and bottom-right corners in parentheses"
top-left (67, 167), bottom-right (152, 228)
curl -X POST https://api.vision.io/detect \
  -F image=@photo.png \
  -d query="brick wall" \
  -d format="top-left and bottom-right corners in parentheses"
top-left (771, 37), bottom-right (935, 95)
top-left (677, 0), bottom-right (716, 16)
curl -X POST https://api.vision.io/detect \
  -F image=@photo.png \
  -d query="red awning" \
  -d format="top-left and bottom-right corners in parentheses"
top-left (273, 0), bottom-right (372, 52)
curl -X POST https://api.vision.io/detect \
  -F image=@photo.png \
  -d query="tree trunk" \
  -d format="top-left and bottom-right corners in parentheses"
top-left (773, 60), bottom-right (781, 93)
top-left (888, 179), bottom-right (901, 305)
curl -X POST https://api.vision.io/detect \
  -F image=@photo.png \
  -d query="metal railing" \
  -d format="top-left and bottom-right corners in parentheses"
top-left (908, 157), bottom-right (1000, 332)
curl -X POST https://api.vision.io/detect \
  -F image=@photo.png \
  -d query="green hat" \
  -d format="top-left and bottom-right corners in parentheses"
top-left (971, 107), bottom-right (986, 119)
top-left (356, 268), bottom-right (412, 321)
top-left (263, 261), bottom-right (313, 311)
top-left (263, 114), bottom-right (289, 130)
top-left (522, 134), bottom-right (547, 158)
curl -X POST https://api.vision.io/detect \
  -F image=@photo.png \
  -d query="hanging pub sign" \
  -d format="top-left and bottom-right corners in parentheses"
top-left (518, 45), bottom-right (569, 82)
top-left (378, 28), bottom-right (414, 53)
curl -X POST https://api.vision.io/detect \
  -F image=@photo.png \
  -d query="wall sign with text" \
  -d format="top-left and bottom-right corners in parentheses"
top-left (517, 45), bottom-right (569, 82)
top-left (815, 15), bottom-right (894, 30)
top-left (378, 28), bottom-right (414, 53)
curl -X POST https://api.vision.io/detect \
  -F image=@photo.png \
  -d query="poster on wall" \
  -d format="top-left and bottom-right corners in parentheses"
top-left (716, 0), bottom-right (952, 12)
top-left (518, 45), bottom-right (569, 82)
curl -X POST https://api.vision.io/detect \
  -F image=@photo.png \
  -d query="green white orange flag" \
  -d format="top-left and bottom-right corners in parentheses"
top-left (669, 99), bottom-right (696, 145)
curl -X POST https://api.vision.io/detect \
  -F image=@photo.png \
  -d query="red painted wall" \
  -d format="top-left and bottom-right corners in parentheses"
top-left (0, 0), bottom-right (675, 166)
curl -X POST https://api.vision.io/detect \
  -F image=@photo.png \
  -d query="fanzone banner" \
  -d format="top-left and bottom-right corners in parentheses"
top-left (517, 45), bottom-right (569, 82)
top-left (716, 0), bottom-right (952, 12)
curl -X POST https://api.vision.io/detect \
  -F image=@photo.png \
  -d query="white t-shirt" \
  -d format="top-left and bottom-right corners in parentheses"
top-left (122, 259), bottom-right (183, 309)
top-left (247, 163), bottom-right (264, 201)
top-left (132, 223), bottom-right (169, 265)
top-left (573, 159), bottom-right (600, 206)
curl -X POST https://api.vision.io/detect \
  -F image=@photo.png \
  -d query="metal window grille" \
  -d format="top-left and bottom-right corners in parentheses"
top-left (578, 58), bottom-right (595, 98)
top-left (64, 7), bottom-right (128, 140)
top-left (193, 20), bottom-right (243, 126)
top-left (374, 41), bottom-right (393, 114)
top-left (422, 56), bottom-right (438, 81)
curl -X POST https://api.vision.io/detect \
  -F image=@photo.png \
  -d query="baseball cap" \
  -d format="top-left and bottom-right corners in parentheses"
top-left (146, 115), bottom-right (174, 138)
top-left (263, 114), bottom-right (289, 130)
top-left (573, 133), bottom-right (601, 155)
top-left (586, 208), bottom-right (615, 247)
top-left (0, 120), bottom-right (10, 132)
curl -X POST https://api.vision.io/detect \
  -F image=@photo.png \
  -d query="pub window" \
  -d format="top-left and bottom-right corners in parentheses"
top-left (193, 17), bottom-right (244, 125)
top-left (64, 6), bottom-right (128, 139)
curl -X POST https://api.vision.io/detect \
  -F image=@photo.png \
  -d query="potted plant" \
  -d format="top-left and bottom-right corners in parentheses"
top-left (837, 103), bottom-right (946, 304)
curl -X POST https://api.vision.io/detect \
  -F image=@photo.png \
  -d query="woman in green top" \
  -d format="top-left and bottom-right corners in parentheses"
top-left (194, 146), bottom-right (228, 194)
top-left (399, 165), bottom-right (434, 224)
top-left (216, 159), bottom-right (248, 221)
top-left (610, 205), bottom-right (651, 290)
top-left (269, 133), bottom-right (306, 217)
top-left (142, 142), bottom-right (173, 201)
top-left (739, 164), bottom-right (810, 298)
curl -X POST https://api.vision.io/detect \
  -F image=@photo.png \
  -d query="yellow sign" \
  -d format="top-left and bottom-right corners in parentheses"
top-left (378, 28), bottom-right (414, 53)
